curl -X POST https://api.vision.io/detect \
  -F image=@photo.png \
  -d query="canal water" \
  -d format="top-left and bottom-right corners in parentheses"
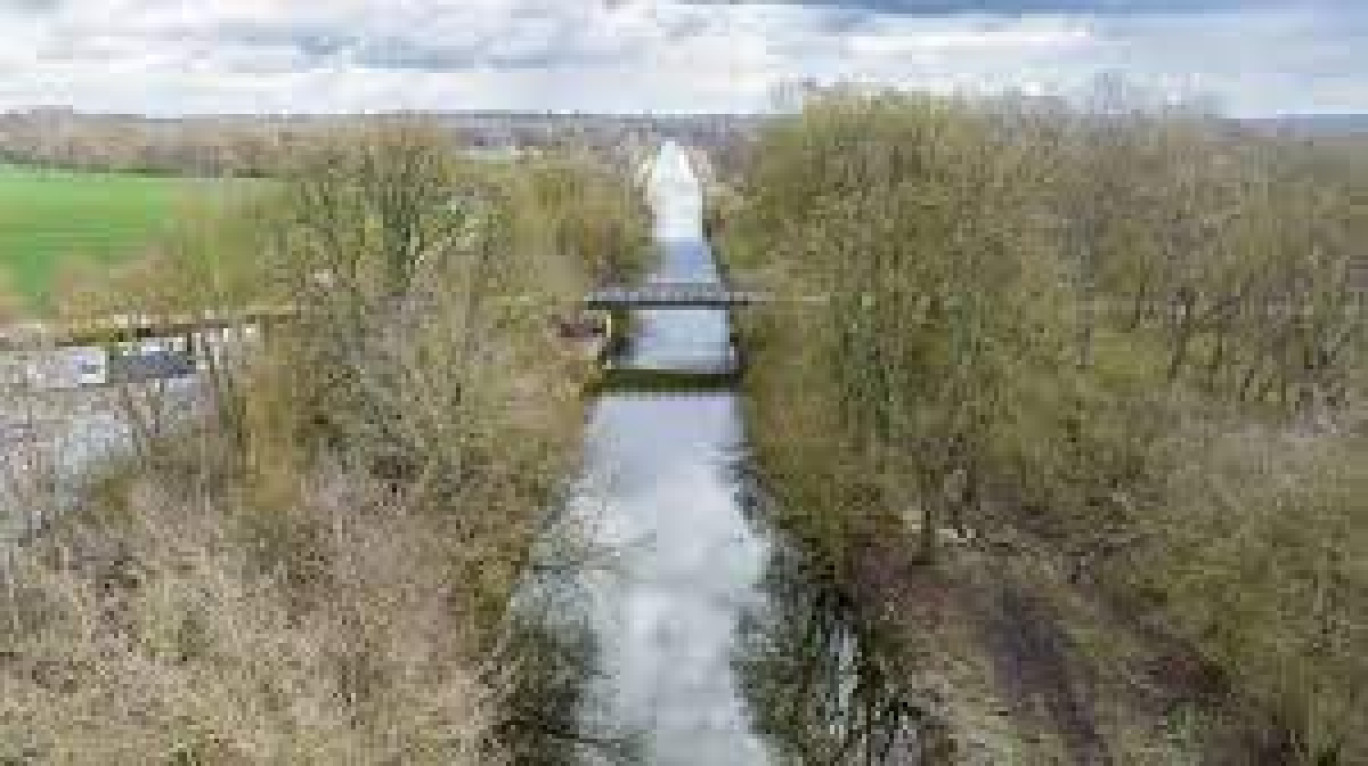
top-left (569, 142), bottom-right (770, 764)
top-left (501, 144), bottom-right (923, 765)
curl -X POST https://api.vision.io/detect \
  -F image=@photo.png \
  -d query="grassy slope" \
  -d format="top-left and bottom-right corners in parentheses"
top-left (0, 166), bottom-right (211, 307)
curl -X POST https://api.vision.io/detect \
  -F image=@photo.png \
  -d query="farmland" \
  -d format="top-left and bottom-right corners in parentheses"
top-left (0, 165), bottom-right (222, 309)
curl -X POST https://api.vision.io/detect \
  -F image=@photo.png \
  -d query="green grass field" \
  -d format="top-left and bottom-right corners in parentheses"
top-left (0, 165), bottom-right (219, 308)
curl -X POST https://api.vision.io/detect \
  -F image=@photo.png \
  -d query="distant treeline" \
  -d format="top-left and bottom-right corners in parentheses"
top-left (0, 108), bottom-right (759, 179)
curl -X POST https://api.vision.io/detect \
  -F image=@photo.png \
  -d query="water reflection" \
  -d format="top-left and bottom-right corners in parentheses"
top-left (573, 395), bottom-right (769, 765)
top-left (733, 480), bottom-right (928, 765)
top-left (494, 544), bottom-right (639, 765)
top-left (501, 143), bottom-right (925, 765)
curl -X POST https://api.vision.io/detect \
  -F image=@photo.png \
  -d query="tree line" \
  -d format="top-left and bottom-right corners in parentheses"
top-left (718, 92), bottom-right (1365, 763)
top-left (0, 108), bottom-right (756, 180)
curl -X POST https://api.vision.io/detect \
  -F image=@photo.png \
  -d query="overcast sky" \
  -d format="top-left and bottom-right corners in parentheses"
top-left (0, 0), bottom-right (1362, 116)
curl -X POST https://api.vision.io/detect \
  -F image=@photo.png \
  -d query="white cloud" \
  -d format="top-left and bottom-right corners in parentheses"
top-left (0, 1), bottom-right (1361, 115)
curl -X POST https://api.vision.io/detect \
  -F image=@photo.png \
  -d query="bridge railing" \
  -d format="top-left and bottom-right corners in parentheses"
top-left (582, 282), bottom-right (794, 309)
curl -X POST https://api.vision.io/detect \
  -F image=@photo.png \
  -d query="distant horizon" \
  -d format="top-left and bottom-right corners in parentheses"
top-left (1, 2), bottom-right (1362, 118)
top-left (3, 104), bottom-right (1366, 122)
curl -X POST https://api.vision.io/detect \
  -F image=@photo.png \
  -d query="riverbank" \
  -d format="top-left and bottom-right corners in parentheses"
top-left (718, 94), bottom-right (1366, 763)
top-left (0, 124), bottom-right (650, 763)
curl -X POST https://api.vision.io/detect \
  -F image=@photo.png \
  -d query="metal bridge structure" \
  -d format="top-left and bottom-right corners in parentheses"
top-left (582, 282), bottom-right (774, 311)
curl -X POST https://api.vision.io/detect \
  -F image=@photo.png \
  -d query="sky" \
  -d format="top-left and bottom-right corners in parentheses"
top-left (0, 0), bottom-right (1362, 117)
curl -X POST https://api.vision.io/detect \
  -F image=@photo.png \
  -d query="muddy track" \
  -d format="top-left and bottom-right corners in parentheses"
top-left (976, 575), bottom-right (1110, 765)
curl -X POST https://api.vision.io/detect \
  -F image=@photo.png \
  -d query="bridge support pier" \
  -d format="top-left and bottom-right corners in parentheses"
top-left (600, 308), bottom-right (632, 364)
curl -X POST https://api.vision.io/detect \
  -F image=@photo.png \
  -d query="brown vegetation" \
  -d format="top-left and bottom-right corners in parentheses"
top-left (1, 122), bottom-right (648, 763)
top-left (719, 92), bottom-right (1365, 763)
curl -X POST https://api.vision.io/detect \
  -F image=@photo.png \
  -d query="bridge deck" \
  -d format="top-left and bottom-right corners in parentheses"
top-left (583, 283), bottom-right (772, 310)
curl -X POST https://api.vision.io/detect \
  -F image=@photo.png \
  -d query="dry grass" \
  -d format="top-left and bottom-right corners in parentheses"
top-left (3, 473), bottom-right (501, 765)
top-left (1, 123), bottom-right (647, 763)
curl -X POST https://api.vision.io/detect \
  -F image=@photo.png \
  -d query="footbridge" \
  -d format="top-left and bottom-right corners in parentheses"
top-left (582, 282), bottom-right (774, 310)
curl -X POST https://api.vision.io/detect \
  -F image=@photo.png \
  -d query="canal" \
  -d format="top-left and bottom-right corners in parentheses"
top-left (574, 141), bottom-right (767, 763)
top-left (503, 143), bottom-right (924, 765)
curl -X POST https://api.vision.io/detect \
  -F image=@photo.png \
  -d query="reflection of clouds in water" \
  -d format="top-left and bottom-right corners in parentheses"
top-left (629, 144), bottom-right (735, 372)
top-left (626, 307), bottom-right (734, 372)
top-left (576, 396), bottom-right (772, 765)
top-left (517, 145), bottom-right (777, 765)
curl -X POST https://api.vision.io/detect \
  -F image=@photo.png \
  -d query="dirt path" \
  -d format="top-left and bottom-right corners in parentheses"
top-left (976, 575), bottom-right (1110, 764)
